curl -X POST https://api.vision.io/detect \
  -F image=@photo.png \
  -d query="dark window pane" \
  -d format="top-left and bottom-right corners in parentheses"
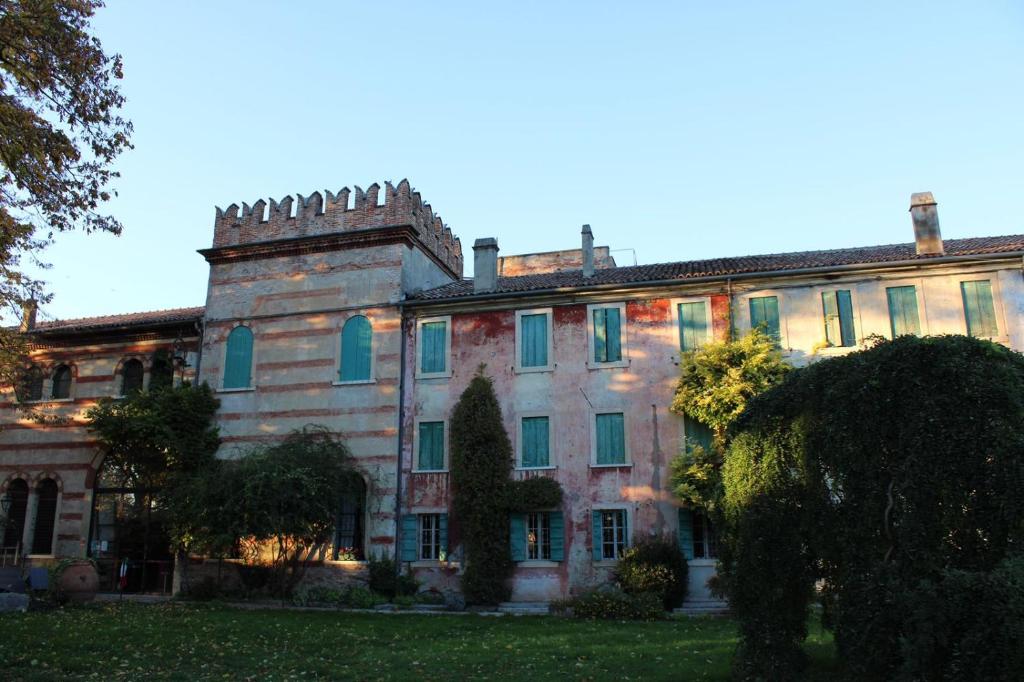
top-left (51, 365), bottom-right (71, 399)
top-left (121, 359), bottom-right (144, 395)
top-left (31, 479), bottom-right (59, 554)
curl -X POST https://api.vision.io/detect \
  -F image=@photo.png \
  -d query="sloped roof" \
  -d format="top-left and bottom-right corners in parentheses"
top-left (33, 306), bottom-right (205, 334)
top-left (411, 235), bottom-right (1024, 301)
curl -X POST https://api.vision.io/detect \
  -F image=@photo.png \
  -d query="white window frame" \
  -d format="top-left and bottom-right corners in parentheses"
top-left (738, 290), bottom-right (790, 350)
top-left (412, 417), bottom-right (448, 473)
top-left (669, 296), bottom-right (714, 356)
top-left (333, 313), bottom-right (377, 386)
top-left (690, 509), bottom-right (719, 561)
top-left (586, 302), bottom-right (629, 369)
top-left (415, 315), bottom-right (453, 379)
top-left (526, 511), bottom-right (553, 561)
top-left (957, 276), bottom-right (1008, 341)
top-left (516, 412), bottom-right (556, 470)
top-left (590, 408), bottom-right (631, 468)
top-left (814, 286), bottom-right (864, 355)
top-left (594, 504), bottom-right (631, 563)
top-left (882, 278), bottom-right (929, 339)
top-left (218, 322), bottom-right (257, 393)
top-left (514, 308), bottom-right (554, 373)
top-left (418, 513), bottom-right (442, 561)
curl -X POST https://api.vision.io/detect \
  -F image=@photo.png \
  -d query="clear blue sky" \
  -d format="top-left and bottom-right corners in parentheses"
top-left (30, 1), bottom-right (1024, 321)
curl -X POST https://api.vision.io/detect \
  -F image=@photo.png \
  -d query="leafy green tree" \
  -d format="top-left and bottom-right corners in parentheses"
top-left (669, 329), bottom-right (790, 510)
top-left (450, 367), bottom-right (514, 604)
top-left (1, 0), bottom-right (131, 381)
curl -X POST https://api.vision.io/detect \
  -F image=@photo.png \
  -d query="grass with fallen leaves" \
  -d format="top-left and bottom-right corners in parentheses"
top-left (0, 602), bottom-right (838, 680)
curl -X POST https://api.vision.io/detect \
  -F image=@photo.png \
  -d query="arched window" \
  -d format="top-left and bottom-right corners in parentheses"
top-left (149, 349), bottom-right (173, 391)
top-left (19, 366), bottom-right (43, 402)
top-left (2, 479), bottom-right (29, 550)
top-left (121, 359), bottom-right (144, 395)
top-left (51, 365), bottom-right (72, 400)
top-left (339, 315), bottom-right (372, 382)
top-left (333, 475), bottom-right (366, 560)
top-left (223, 326), bottom-right (253, 389)
top-left (31, 478), bottom-right (58, 555)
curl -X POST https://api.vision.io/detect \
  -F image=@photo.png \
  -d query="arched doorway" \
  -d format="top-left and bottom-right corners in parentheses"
top-left (88, 463), bottom-right (173, 593)
top-left (1, 479), bottom-right (29, 563)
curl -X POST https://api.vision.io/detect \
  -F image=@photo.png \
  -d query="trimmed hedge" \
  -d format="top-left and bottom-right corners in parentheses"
top-left (553, 587), bottom-right (665, 621)
top-left (614, 536), bottom-right (688, 610)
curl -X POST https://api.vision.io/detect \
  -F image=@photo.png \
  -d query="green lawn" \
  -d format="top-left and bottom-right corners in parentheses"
top-left (0, 602), bottom-right (837, 681)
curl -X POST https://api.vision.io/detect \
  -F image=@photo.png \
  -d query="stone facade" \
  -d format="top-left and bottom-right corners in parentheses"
top-left (1, 182), bottom-right (1022, 604)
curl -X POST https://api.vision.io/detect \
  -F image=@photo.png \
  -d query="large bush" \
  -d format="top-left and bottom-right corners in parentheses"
top-left (614, 536), bottom-right (688, 610)
top-left (723, 336), bottom-right (1024, 680)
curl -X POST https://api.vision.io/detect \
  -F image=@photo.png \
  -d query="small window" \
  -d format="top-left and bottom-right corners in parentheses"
top-left (416, 421), bottom-right (446, 471)
top-left (594, 412), bottom-right (627, 465)
top-left (418, 318), bottom-right (449, 376)
top-left (31, 478), bottom-right (58, 555)
top-left (886, 286), bottom-right (921, 337)
top-left (51, 365), bottom-right (72, 400)
top-left (961, 280), bottom-right (998, 338)
top-left (223, 326), bottom-right (254, 389)
top-left (419, 513), bottom-right (442, 560)
top-left (2, 479), bottom-right (29, 549)
top-left (120, 359), bottom-right (144, 395)
top-left (339, 315), bottom-right (373, 382)
top-left (520, 416), bottom-right (550, 468)
top-left (19, 366), bottom-right (43, 402)
top-left (527, 512), bottom-right (552, 560)
top-left (749, 296), bottom-right (780, 342)
top-left (691, 511), bottom-right (718, 560)
top-left (592, 306), bottom-right (622, 363)
top-left (517, 309), bottom-right (552, 370)
top-left (511, 511), bottom-right (564, 562)
top-left (821, 290), bottom-right (856, 347)
top-left (594, 509), bottom-right (628, 561)
top-left (677, 301), bottom-right (709, 351)
top-left (149, 350), bottom-right (173, 391)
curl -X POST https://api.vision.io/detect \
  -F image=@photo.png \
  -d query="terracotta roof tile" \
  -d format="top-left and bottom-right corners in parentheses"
top-left (411, 235), bottom-right (1024, 301)
top-left (34, 306), bottom-right (205, 334)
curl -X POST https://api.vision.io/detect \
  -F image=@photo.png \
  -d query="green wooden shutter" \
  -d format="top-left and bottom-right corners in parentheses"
top-left (509, 513), bottom-right (526, 562)
top-left (678, 302), bottom-right (708, 351)
top-left (591, 510), bottom-right (603, 561)
top-left (596, 413), bottom-right (626, 465)
top-left (439, 513), bottom-right (449, 560)
top-left (749, 296), bottom-right (780, 342)
top-left (822, 291), bottom-right (841, 346)
top-left (686, 418), bottom-right (714, 454)
top-left (678, 509), bottom-right (695, 560)
top-left (418, 422), bottom-right (445, 470)
top-left (887, 286), bottom-right (921, 337)
top-left (521, 313), bottom-right (548, 367)
top-left (605, 308), bottom-right (622, 361)
top-left (593, 308), bottom-right (607, 362)
top-left (400, 515), bottom-right (418, 561)
top-left (340, 315), bottom-right (372, 381)
top-left (836, 290), bottom-right (856, 347)
top-left (521, 417), bottom-right (549, 468)
top-left (961, 280), bottom-right (998, 337)
top-left (623, 509), bottom-right (630, 550)
top-left (420, 321), bottom-right (447, 374)
top-left (549, 511), bottom-right (565, 561)
top-left (224, 326), bottom-right (253, 389)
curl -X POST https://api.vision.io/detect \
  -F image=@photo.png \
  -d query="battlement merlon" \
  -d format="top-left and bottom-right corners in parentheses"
top-left (210, 179), bottom-right (464, 277)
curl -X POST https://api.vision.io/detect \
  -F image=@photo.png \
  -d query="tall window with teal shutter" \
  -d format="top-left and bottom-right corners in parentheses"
top-left (520, 416), bottom-right (550, 468)
top-left (592, 508), bottom-right (628, 560)
top-left (591, 305), bottom-right (623, 363)
top-left (223, 325), bottom-right (253, 389)
top-left (677, 301), bottom-right (709, 351)
top-left (961, 280), bottom-right (998, 338)
top-left (886, 285), bottom-right (921, 337)
top-left (416, 421), bottom-right (446, 471)
top-left (821, 290), bottom-right (856, 347)
top-left (517, 310), bottom-right (551, 370)
top-left (510, 511), bottom-right (564, 562)
top-left (339, 315), bottom-right (372, 382)
top-left (594, 412), bottom-right (626, 465)
top-left (419, 319), bottom-right (448, 375)
top-left (749, 296), bottom-right (781, 343)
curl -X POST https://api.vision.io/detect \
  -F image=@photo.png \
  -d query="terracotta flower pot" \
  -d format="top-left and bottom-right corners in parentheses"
top-left (58, 561), bottom-right (99, 603)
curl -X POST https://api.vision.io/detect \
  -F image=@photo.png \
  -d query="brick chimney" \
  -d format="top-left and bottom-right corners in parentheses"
top-left (473, 238), bottom-right (499, 293)
top-left (19, 299), bottom-right (37, 332)
top-left (582, 225), bottom-right (594, 278)
top-left (910, 192), bottom-right (943, 256)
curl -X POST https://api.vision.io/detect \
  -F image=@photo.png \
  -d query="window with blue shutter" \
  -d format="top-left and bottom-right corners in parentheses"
top-left (223, 326), bottom-right (253, 389)
top-left (961, 280), bottom-right (998, 338)
top-left (886, 286), bottom-right (921, 337)
top-left (678, 508), bottom-right (695, 561)
top-left (520, 312), bottom-right (549, 368)
top-left (339, 315), bottom-right (372, 382)
top-left (678, 301), bottom-right (709, 351)
top-left (593, 509), bottom-right (627, 560)
top-left (420, 320), bottom-right (448, 374)
top-left (592, 307), bottom-right (623, 363)
top-left (749, 296), bottom-right (781, 343)
top-left (510, 513), bottom-right (527, 561)
top-left (595, 412), bottom-right (626, 465)
top-left (418, 513), bottom-right (444, 560)
top-left (521, 416), bottom-right (550, 468)
top-left (417, 421), bottom-right (445, 471)
top-left (685, 417), bottom-right (714, 454)
top-left (821, 290), bottom-right (856, 347)
top-left (400, 515), bottom-right (418, 561)
top-left (549, 511), bottom-right (564, 561)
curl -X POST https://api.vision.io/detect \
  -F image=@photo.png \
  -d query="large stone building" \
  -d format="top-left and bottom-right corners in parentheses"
top-left (1, 183), bottom-right (1021, 604)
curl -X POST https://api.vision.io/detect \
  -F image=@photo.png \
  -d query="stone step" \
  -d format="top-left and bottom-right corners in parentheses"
top-left (673, 601), bottom-right (729, 616)
top-left (497, 601), bottom-right (550, 615)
